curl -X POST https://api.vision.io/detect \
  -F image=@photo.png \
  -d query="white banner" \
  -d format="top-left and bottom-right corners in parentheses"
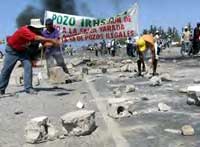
top-left (44, 3), bottom-right (139, 42)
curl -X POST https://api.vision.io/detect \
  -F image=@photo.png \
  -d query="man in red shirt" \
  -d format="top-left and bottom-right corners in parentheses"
top-left (0, 18), bottom-right (60, 95)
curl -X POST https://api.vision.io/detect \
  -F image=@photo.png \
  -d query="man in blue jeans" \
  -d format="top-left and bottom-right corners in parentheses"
top-left (42, 18), bottom-right (69, 78)
top-left (0, 18), bottom-right (59, 95)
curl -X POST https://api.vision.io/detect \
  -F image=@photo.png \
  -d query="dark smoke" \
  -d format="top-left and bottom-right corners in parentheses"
top-left (16, 5), bottom-right (42, 28)
top-left (41, 0), bottom-right (77, 14)
top-left (16, 0), bottom-right (77, 28)
top-left (79, 2), bottom-right (94, 17)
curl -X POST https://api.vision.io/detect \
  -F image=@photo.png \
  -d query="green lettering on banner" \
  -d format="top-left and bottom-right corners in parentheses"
top-left (63, 16), bottom-right (69, 25)
top-left (100, 19), bottom-right (106, 25)
top-left (92, 19), bottom-right (100, 27)
top-left (57, 15), bottom-right (63, 24)
top-left (85, 19), bottom-right (92, 27)
top-left (52, 14), bottom-right (57, 21)
top-left (69, 17), bottom-right (75, 26)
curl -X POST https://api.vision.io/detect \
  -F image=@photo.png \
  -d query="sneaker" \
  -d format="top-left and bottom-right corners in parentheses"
top-left (25, 88), bottom-right (38, 95)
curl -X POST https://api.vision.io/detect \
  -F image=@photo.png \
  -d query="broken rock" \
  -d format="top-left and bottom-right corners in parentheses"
top-left (49, 66), bottom-right (67, 84)
top-left (25, 116), bottom-right (48, 144)
top-left (150, 76), bottom-right (162, 86)
top-left (107, 98), bottom-right (134, 119)
top-left (159, 73), bottom-right (173, 82)
top-left (61, 110), bottom-right (96, 136)
top-left (158, 103), bottom-right (171, 112)
top-left (181, 125), bottom-right (195, 136)
top-left (125, 85), bottom-right (136, 93)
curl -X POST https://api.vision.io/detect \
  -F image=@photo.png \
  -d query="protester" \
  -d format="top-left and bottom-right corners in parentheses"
top-left (42, 18), bottom-right (69, 78)
top-left (136, 34), bottom-right (158, 76)
top-left (193, 23), bottom-right (200, 54)
top-left (111, 39), bottom-right (116, 57)
top-left (106, 40), bottom-right (111, 55)
top-left (0, 18), bottom-right (59, 95)
top-left (126, 37), bottom-right (134, 57)
top-left (68, 44), bottom-right (73, 56)
top-left (154, 30), bottom-right (162, 55)
top-left (94, 43), bottom-right (99, 57)
top-left (181, 26), bottom-right (192, 54)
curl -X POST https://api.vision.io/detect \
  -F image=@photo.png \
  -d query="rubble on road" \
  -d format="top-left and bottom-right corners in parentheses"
top-left (49, 66), bottom-right (67, 84)
top-left (158, 103), bottom-right (171, 112)
top-left (181, 125), bottom-right (195, 136)
top-left (25, 116), bottom-right (58, 144)
top-left (107, 98), bottom-right (134, 119)
top-left (61, 110), bottom-right (96, 136)
top-left (150, 76), bottom-right (162, 86)
top-left (125, 85), bottom-right (136, 93)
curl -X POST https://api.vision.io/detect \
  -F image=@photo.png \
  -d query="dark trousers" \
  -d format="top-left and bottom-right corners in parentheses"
top-left (46, 51), bottom-right (68, 77)
top-left (0, 46), bottom-right (32, 91)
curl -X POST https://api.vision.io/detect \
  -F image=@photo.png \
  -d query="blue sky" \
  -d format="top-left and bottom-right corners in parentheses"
top-left (0, 0), bottom-right (200, 41)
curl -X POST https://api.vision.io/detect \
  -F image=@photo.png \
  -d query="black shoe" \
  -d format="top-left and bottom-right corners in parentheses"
top-left (152, 72), bottom-right (159, 76)
top-left (0, 90), bottom-right (5, 95)
top-left (25, 88), bottom-right (38, 95)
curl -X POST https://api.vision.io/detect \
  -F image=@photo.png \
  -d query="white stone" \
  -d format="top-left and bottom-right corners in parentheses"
top-left (159, 73), bottom-right (173, 82)
top-left (181, 125), bottom-right (195, 136)
top-left (61, 110), bottom-right (96, 136)
top-left (150, 76), bottom-right (162, 86)
top-left (49, 66), bottom-right (67, 84)
top-left (67, 64), bottom-right (74, 69)
top-left (47, 124), bottom-right (58, 141)
top-left (121, 59), bottom-right (133, 64)
top-left (187, 85), bottom-right (200, 92)
top-left (125, 85), bottom-right (136, 93)
top-left (164, 129), bottom-right (181, 134)
top-left (76, 100), bottom-right (85, 109)
top-left (33, 75), bottom-right (40, 86)
top-left (158, 103), bottom-right (171, 112)
top-left (107, 98), bottom-right (134, 119)
top-left (178, 88), bottom-right (188, 94)
top-left (25, 116), bottom-right (48, 144)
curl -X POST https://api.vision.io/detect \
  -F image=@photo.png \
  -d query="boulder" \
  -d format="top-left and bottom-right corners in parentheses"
top-left (61, 110), bottom-right (96, 136)
top-left (159, 73), bottom-right (173, 82)
top-left (158, 103), bottom-right (171, 112)
top-left (181, 125), bottom-right (195, 136)
top-left (120, 64), bottom-right (135, 72)
top-left (107, 98), bottom-right (134, 119)
top-left (125, 85), bottom-right (136, 93)
top-left (150, 76), bottom-right (162, 86)
top-left (25, 116), bottom-right (48, 144)
top-left (49, 66), bottom-right (67, 84)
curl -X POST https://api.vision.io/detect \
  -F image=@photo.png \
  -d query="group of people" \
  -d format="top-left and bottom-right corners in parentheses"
top-left (91, 39), bottom-right (119, 57)
top-left (181, 23), bottom-right (200, 55)
top-left (0, 18), bottom-right (69, 95)
top-left (0, 17), bottom-right (161, 96)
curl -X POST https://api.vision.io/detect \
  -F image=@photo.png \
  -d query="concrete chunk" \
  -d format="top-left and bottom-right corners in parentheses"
top-left (181, 125), bottom-right (195, 136)
top-left (150, 76), bottom-right (162, 86)
top-left (125, 85), bottom-right (136, 93)
top-left (49, 66), bottom-right (67, 84)
top-left (107, 98), bottom-right (134, 119)
top-left (25, 116), bottom-right (48, 144)
top-left (61, 110), bottom-right (96, 136)
top-left (158, 103), bottom-right (171, 112)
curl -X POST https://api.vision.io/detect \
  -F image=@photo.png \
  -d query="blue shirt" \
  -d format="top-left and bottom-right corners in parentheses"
top-left (42, 28), bottom-right (60, 54)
